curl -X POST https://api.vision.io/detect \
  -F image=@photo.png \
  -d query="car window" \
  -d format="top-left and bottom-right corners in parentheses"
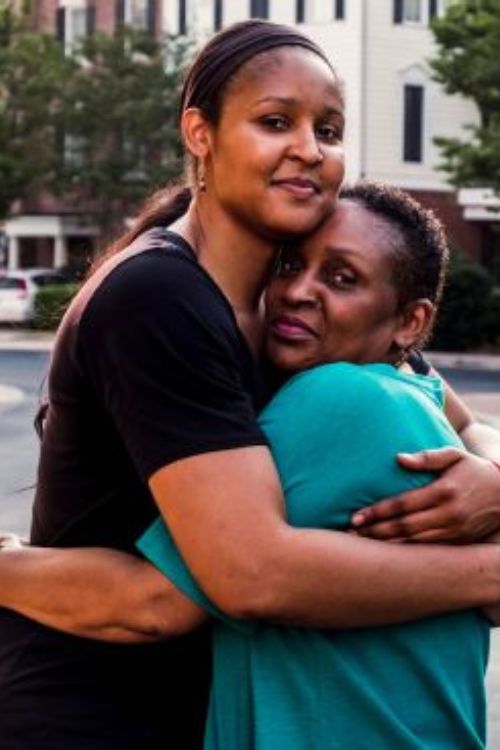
top-left (0, 278), bottom-right (25, 290)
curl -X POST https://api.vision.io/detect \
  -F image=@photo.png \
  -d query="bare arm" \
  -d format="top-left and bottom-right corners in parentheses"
top-left (148, 446), bottom-right (500, 628)
top-left (0, 537), bottom-right (206, 643)
top-left (350, 377), bottom-right (500, 542)
top-left (1, 444), bottom-right (499, 638)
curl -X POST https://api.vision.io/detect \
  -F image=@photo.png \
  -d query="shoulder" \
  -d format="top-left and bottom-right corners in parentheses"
top-left (265, 363), bottom-right (390, 412)
top-left (72, 229), bottom-right (239, 355)
top-left (89, 230), bottom-right (228, 320)
top-left (260, 363), bottom-right (443, 433)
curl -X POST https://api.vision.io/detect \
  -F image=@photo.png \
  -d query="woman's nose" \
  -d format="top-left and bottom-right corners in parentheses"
top-left (288, 124), bottom-right (323, 165)
top-left (282, 273), bottom-right (319, 307)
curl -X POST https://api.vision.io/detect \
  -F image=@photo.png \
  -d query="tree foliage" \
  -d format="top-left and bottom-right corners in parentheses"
top-left (430, 0), bottom-right (500, 193)
top-left (0, 2), bottom-right (72, 218)
top-left (0, 8), bottom-right (188, 235)
top-left (57, 29), bottom-right (187, 237)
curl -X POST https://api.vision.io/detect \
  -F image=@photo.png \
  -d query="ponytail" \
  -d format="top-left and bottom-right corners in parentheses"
top-left (89, 185), bottom-right (192, 276)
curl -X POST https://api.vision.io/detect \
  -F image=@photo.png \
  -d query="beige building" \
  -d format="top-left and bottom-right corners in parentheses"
top-left (4, 0), bottom-right (499, 279)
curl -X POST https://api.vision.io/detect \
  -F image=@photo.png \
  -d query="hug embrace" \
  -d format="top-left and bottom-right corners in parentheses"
top-left (0, 19), bottom-right (500, 750)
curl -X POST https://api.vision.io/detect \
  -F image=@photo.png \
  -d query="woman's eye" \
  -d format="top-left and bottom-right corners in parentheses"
top-left (275, 253), bottom-right (302, 276)
top-left (316, 124), bottom-right (342, 143)
top-left (261, 115), bottom-right (289, 131)
top-left (325, 269), bottom-right (356, 288)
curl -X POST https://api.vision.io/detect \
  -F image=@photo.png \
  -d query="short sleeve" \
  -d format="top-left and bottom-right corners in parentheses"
top-left (78, 249), bottom-right (267, 481)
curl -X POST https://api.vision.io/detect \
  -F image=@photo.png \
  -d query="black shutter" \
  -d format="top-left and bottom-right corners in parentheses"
top-left (86, 5), bottom-right (96, 36)
top-left (393, 0), bottom-right (403, 23)
top-left (296, 0), bottom-right (305, 22)
top-left (179, 0), bottom-right (187, 35)
top-left (250, 0), bottom-right (269, 19)
top-left (115, 0), bottom-right (126, 30)
top-left (147, 0), bottom-right (157, 35)
top-left (403, 84), bottom-right (424, 162)
top-left (56, 7), bottom-right (66, 43)
top-left (214, 0), bottom-right (223, 30)
top-left (429, 0), bottom-right (438, 21)
top-left (335, 0), bottom-right (345, 20)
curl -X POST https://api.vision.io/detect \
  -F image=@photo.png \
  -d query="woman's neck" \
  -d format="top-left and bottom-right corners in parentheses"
top-left (170, 198), bottom-right (277, 317)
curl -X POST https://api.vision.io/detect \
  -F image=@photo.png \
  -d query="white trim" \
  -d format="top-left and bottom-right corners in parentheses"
top-left (458, 188), bottom-right (500, 222)
top-left (4, 215), bottom-right (99, 239)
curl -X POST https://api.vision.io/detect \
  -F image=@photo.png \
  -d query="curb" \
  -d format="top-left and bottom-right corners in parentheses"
top-left (0, 333), bottom-right (54, 352)
top-left (426, 351), bottom-right (500, 372)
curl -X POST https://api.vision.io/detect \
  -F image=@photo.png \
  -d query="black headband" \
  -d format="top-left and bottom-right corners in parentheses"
top-left (180, 20), bottom-right (334, 116)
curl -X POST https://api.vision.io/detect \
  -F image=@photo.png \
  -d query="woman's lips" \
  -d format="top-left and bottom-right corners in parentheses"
top-left (271, 315), bottom-right (318, 340)
top-left (272, 178), bottom-right (319, 199)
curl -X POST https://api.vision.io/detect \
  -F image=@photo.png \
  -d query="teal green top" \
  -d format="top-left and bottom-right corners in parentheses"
top-left (138, 363), bottom-right (490, 750)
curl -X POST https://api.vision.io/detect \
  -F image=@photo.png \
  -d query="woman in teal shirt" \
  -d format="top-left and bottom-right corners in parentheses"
top-left (139, 182), bottom-right (491, 750)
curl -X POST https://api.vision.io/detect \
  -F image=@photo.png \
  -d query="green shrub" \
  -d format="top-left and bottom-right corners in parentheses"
top-left (430, 255), bottom-right (495, 351)
top-left (484, 290), bottom-right (500, 347)
top-left (33, 283), bottom-right (79, 330)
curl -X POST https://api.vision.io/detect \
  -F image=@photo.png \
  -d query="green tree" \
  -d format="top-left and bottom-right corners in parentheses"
top-left (430, 0), bottom-right (500, 193)
top-left (1, 9), bottom-right (188, 237)
top-left (0, 2), bottom-right (71, 218)
top-left (56, 28), bottom-right (187, 239)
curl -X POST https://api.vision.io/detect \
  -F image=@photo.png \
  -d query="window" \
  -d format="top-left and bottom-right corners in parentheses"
top-left (335, 0), bottom-right (345, 20)
top-left (179, 0), bottom-right (187, 34)
top-left (130, 0), bottom-right (148, 29)
top-left (56, 4), bottom-right (91, 48)
top-left (428, 0), bottom-right (438, 21)
top-left (214, 0), bottom-right (223, 30)
top-left (250, 0), bottom-right (269, 18)
top-left (299, 0), bottom-right (340, 24)
top-left (394, 0), bottom-right (422, 23)
top-left (403, 84), bottom-right (424, 162)
top-left (404, 0), bottom-right (421, 21)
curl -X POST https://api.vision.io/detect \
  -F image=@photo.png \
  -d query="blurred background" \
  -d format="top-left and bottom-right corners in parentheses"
top-left (1, 0), bottom-right (499, 745)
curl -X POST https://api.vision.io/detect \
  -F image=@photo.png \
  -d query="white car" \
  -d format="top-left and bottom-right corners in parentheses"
top-left (0, 268), bottom-right (68, 324)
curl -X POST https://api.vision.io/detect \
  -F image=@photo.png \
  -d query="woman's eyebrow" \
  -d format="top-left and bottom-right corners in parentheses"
top-left (254, 96), bottom-right (298, 106)
top-left (254, 97), bottom-right (344, 120)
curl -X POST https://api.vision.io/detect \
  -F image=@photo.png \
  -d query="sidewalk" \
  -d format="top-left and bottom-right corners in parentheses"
top-left (1, 329), bottom-right (500, 423)
top-left (0, 328), bottom-right (54, 352)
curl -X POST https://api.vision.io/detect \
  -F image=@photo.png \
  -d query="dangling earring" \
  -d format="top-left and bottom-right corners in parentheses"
top-left (198, 162), bottom-right (207, 193)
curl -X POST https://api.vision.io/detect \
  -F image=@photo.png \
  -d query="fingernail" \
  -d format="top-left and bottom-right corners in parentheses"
top-left (352, 513), bottom-right (365, 526)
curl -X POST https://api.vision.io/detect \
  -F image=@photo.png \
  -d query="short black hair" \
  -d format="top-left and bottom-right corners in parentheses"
top-left (339, 181), bottom-right (449, 322)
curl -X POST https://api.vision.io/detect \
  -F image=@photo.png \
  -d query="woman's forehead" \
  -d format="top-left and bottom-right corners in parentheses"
top-left (301, 202), bottom-right (392, 263)
top-left (226, 47), bottom-right (341, 106)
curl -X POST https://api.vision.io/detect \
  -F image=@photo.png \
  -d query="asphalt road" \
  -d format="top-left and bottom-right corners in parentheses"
top-left (0, 350), bottom-right (499, 746)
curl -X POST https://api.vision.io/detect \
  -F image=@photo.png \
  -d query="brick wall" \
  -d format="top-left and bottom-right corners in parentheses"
top-left (408, 190), bottom-right (483, 263)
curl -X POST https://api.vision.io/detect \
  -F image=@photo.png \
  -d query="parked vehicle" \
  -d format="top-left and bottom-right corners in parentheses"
top-left (0, 269), bottom-right (68, 323)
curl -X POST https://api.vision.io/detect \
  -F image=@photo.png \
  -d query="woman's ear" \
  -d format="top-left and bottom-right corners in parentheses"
top-left (393, 299), bottom-right (435, 351)
top-left (181, 107), bottom-right (212, 160)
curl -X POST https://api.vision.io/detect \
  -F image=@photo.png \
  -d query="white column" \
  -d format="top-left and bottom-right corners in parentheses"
top-left (7, 235), bottom-right (20, 270)
top-left (53, 234), bottom-right (68, 268)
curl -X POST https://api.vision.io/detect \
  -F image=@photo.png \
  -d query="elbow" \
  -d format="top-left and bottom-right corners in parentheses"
top-left (207, 551), bottom-right (287, 621)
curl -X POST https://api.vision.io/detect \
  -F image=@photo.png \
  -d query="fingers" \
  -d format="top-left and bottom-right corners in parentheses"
top-left (351, 484), bottom-right (442, 529)
top-left (354, 506), bottom-right (452, 542)
top-left (397, 447), bottom-right (465, 472)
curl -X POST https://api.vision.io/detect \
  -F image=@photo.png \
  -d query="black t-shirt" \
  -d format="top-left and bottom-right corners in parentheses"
top-left (0, 229), bottom-right (268, 749)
